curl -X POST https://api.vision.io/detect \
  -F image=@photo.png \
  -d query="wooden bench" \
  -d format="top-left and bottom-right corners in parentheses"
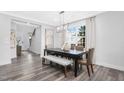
top-left (42, 55), bottom-right (73, 77)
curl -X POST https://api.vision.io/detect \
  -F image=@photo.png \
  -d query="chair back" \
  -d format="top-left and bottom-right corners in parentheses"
top-left (71, 44), bottom-right (76, 50)
top-left (87, 48), bottom-right (94, 64)
top-left (76, 46), bottom-right (84, 51)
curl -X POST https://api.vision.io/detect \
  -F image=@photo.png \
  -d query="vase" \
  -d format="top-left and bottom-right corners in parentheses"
top-left (16, 45), bottom-right (22, 56)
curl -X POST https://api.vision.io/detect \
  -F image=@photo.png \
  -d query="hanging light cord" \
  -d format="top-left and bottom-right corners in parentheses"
top-left (59, 11), bottom-right (64, 30)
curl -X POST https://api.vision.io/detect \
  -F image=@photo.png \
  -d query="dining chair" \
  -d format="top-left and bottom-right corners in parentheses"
top-left (78, 48), bottom-right (94, 77)
top-left (71, 44), bottom-right (76, 50)
top-left (76, 45), bottom-right (84, 51)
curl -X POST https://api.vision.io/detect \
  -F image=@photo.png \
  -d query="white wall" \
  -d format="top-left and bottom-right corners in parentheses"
top-left (0, 14), bottom-right (11, 65)
top-left (95, 12), bottom-right (124, 71)
top-left (29, 27), bottom-right (41, 54)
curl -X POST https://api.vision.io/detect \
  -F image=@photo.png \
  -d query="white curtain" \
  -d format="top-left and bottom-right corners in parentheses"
top-left (85, 17), bottom-right (96, 63)
top-left (54, 26), bottom-right (67, 48)
top-left (45, 29), bottom-right (54, 48)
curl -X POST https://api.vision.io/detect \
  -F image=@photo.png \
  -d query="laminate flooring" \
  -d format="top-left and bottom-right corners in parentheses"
top-left (0, 51), bottom-right (124, 81)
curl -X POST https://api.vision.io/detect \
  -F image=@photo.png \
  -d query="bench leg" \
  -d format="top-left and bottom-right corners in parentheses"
top-left (50, 61), bottom-right (52, 66)
top-left (42, 58), bottom-right (45, 65)
top-left (64, 66), bottom-right (67, 77)
top-left (42, 58), bottom-right (50, 65)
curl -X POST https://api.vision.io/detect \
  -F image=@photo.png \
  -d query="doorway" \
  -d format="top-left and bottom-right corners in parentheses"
top-left (10, 20), bottom-right (41, 59)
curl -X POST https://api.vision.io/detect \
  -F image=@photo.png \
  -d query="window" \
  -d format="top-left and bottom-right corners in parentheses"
top-left (66, 21), bottom-right (86, 48)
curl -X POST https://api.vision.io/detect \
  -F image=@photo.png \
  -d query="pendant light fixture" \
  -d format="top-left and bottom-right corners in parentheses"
top-left (57, 11), bottom-right (65, 32)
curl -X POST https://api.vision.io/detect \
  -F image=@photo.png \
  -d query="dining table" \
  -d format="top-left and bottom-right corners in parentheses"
top-left (44, 48), bottom-right (86, 77)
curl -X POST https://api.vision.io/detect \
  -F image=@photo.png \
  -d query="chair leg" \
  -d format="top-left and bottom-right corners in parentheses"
top-left (91, 64), bottom-right (94, 73)
top-left (64, 66), bottom-right (67, 77)
top-left (86, 65), bottom-right (90, 77)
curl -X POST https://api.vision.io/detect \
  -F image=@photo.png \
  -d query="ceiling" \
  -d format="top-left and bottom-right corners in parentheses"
top-left (2, 11), bottom-right (105, 26)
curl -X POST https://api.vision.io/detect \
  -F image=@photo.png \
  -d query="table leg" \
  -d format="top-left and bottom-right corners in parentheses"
top-left (74, 59), bottom-right (78, 77)
top-left (42, 50), bottom-right (46, 64)
top-left (44, 50), bottom-right (46, 56)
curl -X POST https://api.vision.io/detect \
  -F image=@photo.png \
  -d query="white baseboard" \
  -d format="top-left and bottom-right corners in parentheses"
top-left (0, 61), bottom-right (11, 66)
top-left (95, 62), bottom-right (124, 71)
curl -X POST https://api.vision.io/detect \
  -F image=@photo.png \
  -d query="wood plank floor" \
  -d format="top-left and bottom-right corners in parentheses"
top-left (0, 51), bottom-right (124, 81)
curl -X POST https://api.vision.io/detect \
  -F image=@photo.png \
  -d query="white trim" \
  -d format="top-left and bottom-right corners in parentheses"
top-left (0, 12), bottom-right (55, 27)
top-left (0, 61), bottom-right (11, 66)
top-left (95, 62), bottom-right (124, 71)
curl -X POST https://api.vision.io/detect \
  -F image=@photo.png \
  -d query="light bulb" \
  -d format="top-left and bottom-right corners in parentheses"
top-left (57, 27), bottom-right (60, 31)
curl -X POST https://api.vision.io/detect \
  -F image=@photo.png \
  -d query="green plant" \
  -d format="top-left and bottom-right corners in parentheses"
top-left (78, 25), bottom-right (85, 36)
top-left (77, 25), bottom-right (86, 46)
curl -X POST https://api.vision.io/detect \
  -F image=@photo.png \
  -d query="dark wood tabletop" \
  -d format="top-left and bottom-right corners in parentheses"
top-left (44, 48), bottom-right (86, 77)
